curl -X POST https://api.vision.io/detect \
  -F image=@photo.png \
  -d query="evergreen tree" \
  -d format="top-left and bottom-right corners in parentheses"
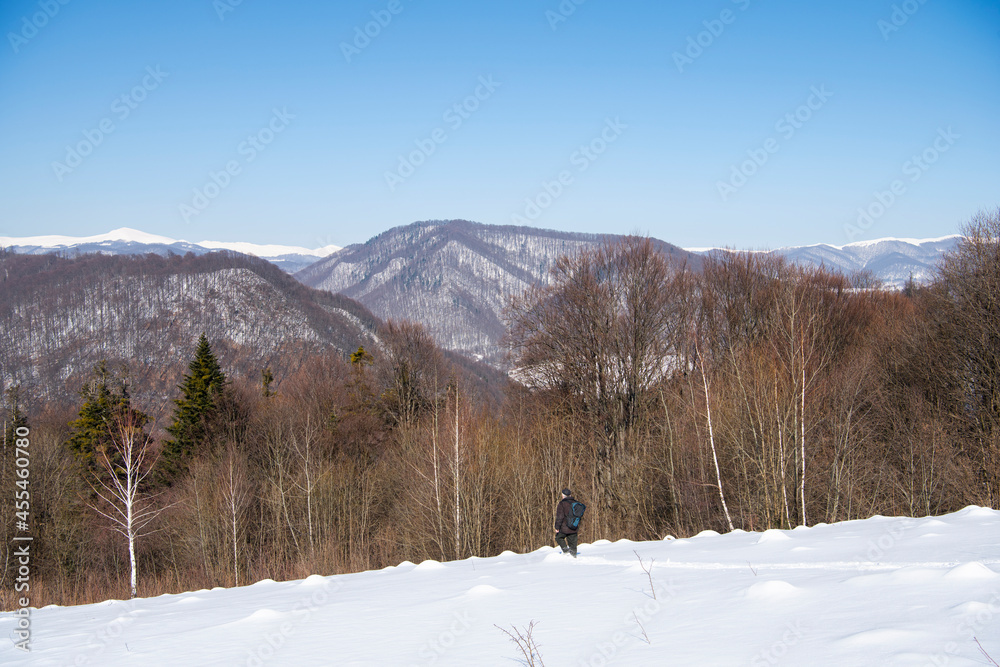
top-left (162, 334), bottom-right (227, 481)
top-left (261, 367), bottom-right (274, 398)
top-left (350, 346), bottom-right (373, 366)
top-left (67, 362), bottom-right (147, 478)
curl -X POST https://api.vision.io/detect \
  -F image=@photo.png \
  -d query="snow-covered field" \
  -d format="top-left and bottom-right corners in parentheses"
top-left (3, 507), bottom-right (1000, 666)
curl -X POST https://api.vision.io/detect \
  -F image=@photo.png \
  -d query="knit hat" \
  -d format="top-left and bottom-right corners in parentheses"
top-left (561, 488), bottom-right (572, 496)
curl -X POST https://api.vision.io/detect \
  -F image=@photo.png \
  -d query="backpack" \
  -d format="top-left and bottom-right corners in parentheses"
top-left (567, 501), bottom-right (586, 530)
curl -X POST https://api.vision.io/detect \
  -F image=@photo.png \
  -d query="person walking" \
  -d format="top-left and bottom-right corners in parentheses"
top-left (554, 488), bottom-right (581, 557)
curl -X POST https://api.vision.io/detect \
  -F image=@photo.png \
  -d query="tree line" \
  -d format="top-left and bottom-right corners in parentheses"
top-left (1, 208), bottom-right (997, 608)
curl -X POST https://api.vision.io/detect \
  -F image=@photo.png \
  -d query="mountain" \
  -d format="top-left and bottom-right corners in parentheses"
top-left (3, 226), bottom-right (957, 288)
top-left (4, 223), bottom-right (959, 372)
top-left (0, 249), bottom-right (378, 404)
top-left (3, 506), bottom-right (998, 664)
top-left (295, 220), bottom-right (957, 366)
top-left (689, 235), bottom-right (961, 288)
top-left (294, 220), bottom-right (696, 366)
top-left (0, 228), bottom-right (340, 274)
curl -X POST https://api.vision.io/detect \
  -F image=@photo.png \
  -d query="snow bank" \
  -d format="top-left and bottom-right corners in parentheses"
top-left (2, 507), bottom-right (999, 665)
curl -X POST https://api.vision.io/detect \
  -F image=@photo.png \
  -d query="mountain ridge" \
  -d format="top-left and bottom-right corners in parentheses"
top-left (3, 222), bottom-right (960, 366)
top-left (0, 227), bottom-right (340, 274)
top-left (0, 249), bottom-right (378, 405)
top-left (295, 219), bottom-right (696, 365)
top-left (688, 235), bottom-right (960, 288)
top-left (2, 224), bottom-right (957, 288)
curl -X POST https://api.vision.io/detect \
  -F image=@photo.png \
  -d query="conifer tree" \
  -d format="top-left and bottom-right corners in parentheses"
top-left (163, 334), bottom-right (227, 481)
top-left (261, 367), bottom-right (275, 398)
top-left (67, 362), bottom-right (146, 477)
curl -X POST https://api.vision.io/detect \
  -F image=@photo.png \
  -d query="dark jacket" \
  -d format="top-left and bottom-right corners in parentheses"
top-left (555, 497), bottom-right (579, 534)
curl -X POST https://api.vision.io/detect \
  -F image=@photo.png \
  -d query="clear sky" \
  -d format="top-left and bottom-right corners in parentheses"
top-left (1, 0), bottom-right (998, 250)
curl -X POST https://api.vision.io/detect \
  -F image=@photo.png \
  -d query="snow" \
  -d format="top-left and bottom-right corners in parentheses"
top-left (0, 227), bottom-right (178, 248)
top-left (0, 227), bottom-right (340, 259)
top-left (836, 234), bottom-right (962, 250)
top-left (195, 240), bottom-right (341, 258)
top-left (686, 234), bottom-right (962, 254)
top-left (3, 507), bottom-right (999, 665)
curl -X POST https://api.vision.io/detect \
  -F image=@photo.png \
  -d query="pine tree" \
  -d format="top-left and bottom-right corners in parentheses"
top-left (261, 367), bottom-right (275, 398)
top-left (350, 346), bottom-right (373, 366)
top-left (162, 334), bottom-right (227, 482)
top-left (67, 362), bottom-right (148, 479)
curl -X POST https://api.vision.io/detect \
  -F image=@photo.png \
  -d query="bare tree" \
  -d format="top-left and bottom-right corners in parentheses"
top-left (289, 415), bottom-right (324, 555)
top-left (938, 208), bottom-right (1000, 503)
top-left (375, 320), bottom-right (448, 428)
top-left (452, 383), bottom-right (463, 560)
top-left (221, 444), bottom-right (251, 586)
top-left (694, 337), bottom-right (735, 531)
top-left (89, 408), bottom-right (164, 598)
top-left (506, 236), bottom-right (690, 517)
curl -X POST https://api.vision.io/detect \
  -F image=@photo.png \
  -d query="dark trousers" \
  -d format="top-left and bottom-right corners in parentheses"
top-left (555, 532), bottom-right (578, 555)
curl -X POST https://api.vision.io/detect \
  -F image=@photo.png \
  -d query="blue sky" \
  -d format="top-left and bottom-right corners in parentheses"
top-left (1, 0), bottom-right (997, 250)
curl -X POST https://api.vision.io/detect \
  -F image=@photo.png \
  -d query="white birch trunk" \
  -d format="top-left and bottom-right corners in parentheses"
top-left (433, 402), bottom-right (443, 556)
top-left (697, 345), bottom-right (734, 532)
top-left (127, 493), bottom-right (137, 599)
top-left (800, 357), bottom-right (807, 527)
top-left (453, 387), bottom-right (461, 561)
top-left (90, 410), bottom-right (163, 600)
top-left (777, 388), bottom-right (791, 529)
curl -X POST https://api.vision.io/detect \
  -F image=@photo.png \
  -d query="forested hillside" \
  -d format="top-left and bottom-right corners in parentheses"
top-left (0, 250), bottom-right (379, 404)
top-left (296, 219), bottom-right (696, 365)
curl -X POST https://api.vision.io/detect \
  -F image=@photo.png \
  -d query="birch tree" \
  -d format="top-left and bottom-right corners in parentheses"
top-left (695, 338), bottom-right (735, 531)
top-left (222, 445), bottom-right (250, 586)
top-left (90, 407), bottom-right (164, 599)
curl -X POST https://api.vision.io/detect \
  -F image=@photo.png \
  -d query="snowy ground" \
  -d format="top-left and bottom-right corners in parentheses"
top-left (3, 506), bottom-right (1000, 666)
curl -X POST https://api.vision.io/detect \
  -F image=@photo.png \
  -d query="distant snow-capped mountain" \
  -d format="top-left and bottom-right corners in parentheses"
top-left (688, 235), bottom-right (960, 288)
top-left (0, 227), bottom-right (340, 273)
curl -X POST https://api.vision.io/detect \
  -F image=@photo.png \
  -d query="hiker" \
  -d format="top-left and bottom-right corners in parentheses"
top-left (554, 488), bottom-right (582, 557)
